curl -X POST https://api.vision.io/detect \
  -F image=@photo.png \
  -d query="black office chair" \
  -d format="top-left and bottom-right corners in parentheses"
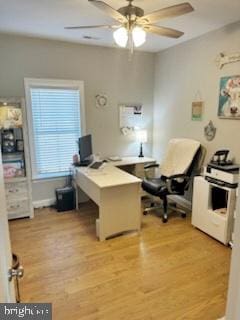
top-left (142, 139), bottom-right (204, 223)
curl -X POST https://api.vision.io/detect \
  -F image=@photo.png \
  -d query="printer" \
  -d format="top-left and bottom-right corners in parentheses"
top-left (204, 150), bottom-right (239, 188)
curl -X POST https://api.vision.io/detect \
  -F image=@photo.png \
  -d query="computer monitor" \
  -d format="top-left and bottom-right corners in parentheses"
top-left (78, 134), bottom-right (93, 164)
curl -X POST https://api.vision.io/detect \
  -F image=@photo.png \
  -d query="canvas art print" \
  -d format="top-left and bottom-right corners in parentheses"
top-left (218, 75), bottom-right (240, 119)
top-left (192, 101), bottom-right (203, 121)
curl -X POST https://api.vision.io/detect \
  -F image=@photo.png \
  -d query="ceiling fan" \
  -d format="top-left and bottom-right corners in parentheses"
top-left (65, 0), bottom-right (194, 50)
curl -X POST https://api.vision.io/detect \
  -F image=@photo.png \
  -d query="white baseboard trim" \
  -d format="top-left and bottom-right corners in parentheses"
top-left (169, 195), bottom-right (192, 211)
top-left (33, 198), bottom-right (55, 209)
top-left (33, 196), bottom-right (191, 211)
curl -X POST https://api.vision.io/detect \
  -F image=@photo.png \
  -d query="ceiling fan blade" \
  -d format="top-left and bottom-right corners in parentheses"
top-left (65, 25), bottom-right (118, 30)
top-left (88, 0), bottom-right (127, 23)
top-left (138, 2), bottom-right (194, 24)
top-left (144, 25), bottom-right (184, 39)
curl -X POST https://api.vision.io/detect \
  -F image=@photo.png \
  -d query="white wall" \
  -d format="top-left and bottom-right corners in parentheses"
top-left (153, 21), bottom-right (240, 165)
top-left (0, 33), bottom-right (155, 203)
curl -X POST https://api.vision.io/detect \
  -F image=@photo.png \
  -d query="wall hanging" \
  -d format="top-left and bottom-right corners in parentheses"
top-left (95, 94), bottom-right (108, 108)
top-left (119, 104), bottom-right (143, 135)
top-left (218, 75), bottom-right (240, 119)
top-left (192, 101), bottom-right (204, 121)
top-left (204, 121), bottom-right (216, 141)
top-left (215, 52), bottom-right (240, 69)
top-left (191, 90), bottom-right (204, 121)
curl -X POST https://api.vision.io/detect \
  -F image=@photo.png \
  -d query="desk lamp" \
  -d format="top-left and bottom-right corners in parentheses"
top-left (136, 129), bottom-right (147, 158)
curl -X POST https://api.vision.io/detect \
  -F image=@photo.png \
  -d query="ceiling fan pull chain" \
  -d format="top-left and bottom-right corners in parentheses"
top-left (129, 32), bottom-right (134, 55)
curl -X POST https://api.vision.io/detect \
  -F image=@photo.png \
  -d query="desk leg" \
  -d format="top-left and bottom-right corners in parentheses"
top-left (76, 187), bottom-right (79, 210)
top-left (73, 181), bottom-right (79, 210)
top-left (98, 183), bottom-right (141, 241)
top-left (73, 183), bottom-right (90, 211)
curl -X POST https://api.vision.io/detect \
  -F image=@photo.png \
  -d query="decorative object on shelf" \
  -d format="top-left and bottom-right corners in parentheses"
top-left (1, 129), bottom-right (15, 153)
top-left (7, 108), bottom-right (22, 127)
top-left (95, 94), bottom-right (108, 108)
top-left (215, 52), bottom-right (240, 69)
top-left (204, 120), bottom-right (216, 141)
top-left (2, 160), bottom-right (24, 178)
top-left (119, 104), bottom-right (143, 135)
top-left (135, 129), bottom-right (148, 157)
top-left (192, 101), bottom-right (204, 121)
top-left (0, 104), bottom-right (22, 128)
top-left (218, 75), bottom-right (240, 119)
top-left (16, 139), bottom-right (24, 152)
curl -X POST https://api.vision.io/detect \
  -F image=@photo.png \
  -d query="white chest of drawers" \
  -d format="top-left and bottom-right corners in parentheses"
top-left (4, 177), bottom-right (33, 219)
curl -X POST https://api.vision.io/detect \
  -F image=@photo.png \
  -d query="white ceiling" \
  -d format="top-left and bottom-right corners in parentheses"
top-left (0, 0), bottom-right (240, 52)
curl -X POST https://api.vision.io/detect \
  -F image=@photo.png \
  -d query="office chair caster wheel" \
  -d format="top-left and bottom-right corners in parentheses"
top-left (143, 210), bottom-right (148, 216)
top-left (162, 215), bottom-right (168, 223)
top-left (181, 213), bottom-right (187, 219)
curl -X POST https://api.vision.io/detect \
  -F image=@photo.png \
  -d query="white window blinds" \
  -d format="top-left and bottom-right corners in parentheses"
top-left (30, 87), bottom-right (81, 178)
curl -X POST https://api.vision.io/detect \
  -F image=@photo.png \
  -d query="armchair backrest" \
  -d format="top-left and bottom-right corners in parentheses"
top-left (162, 140), bottom-right (205, 196)
top-left (161, 138), bottom-right (201, 178)
top-left (187, 144), bottom-right (206, 177)
top-left (185, 144), bottom-right (206, 192)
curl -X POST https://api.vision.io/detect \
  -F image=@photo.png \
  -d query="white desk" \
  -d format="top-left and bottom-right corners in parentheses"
top-left (73, 157), bottom-right (155, 241)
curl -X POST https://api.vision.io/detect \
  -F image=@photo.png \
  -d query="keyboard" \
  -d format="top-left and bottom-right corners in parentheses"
top-left (89, 161), bottom-right (103, 169)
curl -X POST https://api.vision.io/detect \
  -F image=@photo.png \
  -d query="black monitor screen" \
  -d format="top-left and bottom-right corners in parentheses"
top-left (79, 134), bottom-right (93, 161)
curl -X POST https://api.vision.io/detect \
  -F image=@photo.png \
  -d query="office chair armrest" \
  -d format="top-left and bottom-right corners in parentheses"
top-left (144, 163), bottom-right (159, 179)
top-left (144, 163), bottom-right (159, 170)
top-left (166, 174), bottom-right (189, 194)
top-left (167, 173), bottom-right (188, 180)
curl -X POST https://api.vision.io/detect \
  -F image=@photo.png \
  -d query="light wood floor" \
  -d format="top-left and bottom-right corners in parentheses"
top-left (9, 202), bottom-right (231, 320)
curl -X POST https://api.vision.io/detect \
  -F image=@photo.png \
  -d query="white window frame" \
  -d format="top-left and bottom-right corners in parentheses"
top-left (24, 78), bottom-right (86, 180)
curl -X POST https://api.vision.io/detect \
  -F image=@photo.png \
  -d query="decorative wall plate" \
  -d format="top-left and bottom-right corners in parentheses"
top-left (204, 120), bottom-right (216, 141)
top-left (95, 94), bottom-right (108, 108)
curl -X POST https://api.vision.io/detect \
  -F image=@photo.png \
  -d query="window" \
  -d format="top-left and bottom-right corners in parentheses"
top-left (24, 79), bottom-right (85, 179)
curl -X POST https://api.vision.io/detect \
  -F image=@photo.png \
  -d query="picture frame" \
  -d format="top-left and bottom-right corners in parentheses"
top-left (7, 107), bottom-right (22, 127)
top-left (2, 160), bottom-right (24, 178)
top-left (119, 104), bottom-right (143, 129)
top-left (218, 75), bottom-right (240, 119)
top-left (16, 139), bottom-right (24, 152)
top-left (192, 101), bottom-right (204, 121)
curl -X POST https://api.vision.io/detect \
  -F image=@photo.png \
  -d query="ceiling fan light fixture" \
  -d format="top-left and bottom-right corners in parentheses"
top-left (113, 27), bottom-right (128, 47)
top-left (132, 26), bottom-right (146, 47)
top-left (67, 1), bottom-right (194, 51)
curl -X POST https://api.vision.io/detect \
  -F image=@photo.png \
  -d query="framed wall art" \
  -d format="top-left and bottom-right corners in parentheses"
top-left (218, 75), bottom-right (240, 119)
top-left (119, 104), bottom-right (143, 135)
top-left (192, 101), bottom-right (204, 121)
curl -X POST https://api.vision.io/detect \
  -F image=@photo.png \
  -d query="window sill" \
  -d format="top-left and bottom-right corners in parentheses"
top-left (32, 172), bottom-right (70, 182)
